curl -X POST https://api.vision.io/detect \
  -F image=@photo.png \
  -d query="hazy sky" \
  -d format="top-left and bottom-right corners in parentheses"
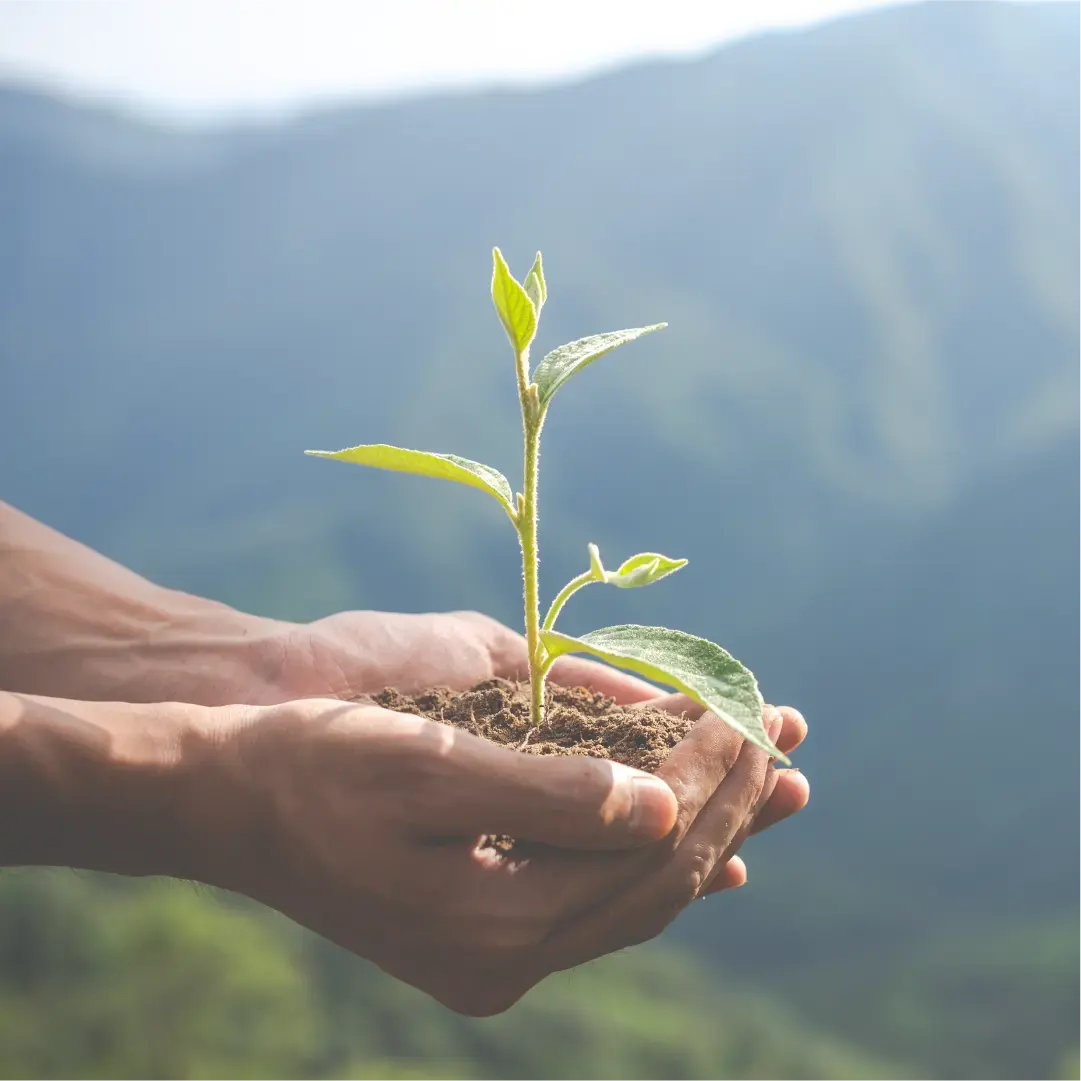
top-left (0, 0), bottom-right (924, 121)
top-left (0, 0), bottom-right (1059, 118)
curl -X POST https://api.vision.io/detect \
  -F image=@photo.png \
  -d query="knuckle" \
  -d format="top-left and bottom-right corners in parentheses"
top-left (675, 850), bottom-right (711, 904)
top-left (754, 770), bottom-right (778, 811)
top-left (362, 728), bottom-right (460, 812)
top-left (576, 755), bottom-right (612, 803)
top-left (665, 785), bottom-right (699, 843)
top-left (627, 856), bottom-right (712, 948)
top-left (379, 719), bottom-right (456, 770)
top-left (673, 805), bottom-right (696, 843)
top-left (718, 740), bottom-right (742, 773)
top-left (707, 798), bottom-right (745, 844)
top-left (741, 766), bottom-right (769, 814)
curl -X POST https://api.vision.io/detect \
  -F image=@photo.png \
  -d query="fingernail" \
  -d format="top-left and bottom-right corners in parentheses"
top-left (628, 775), bottom-right (677, 839)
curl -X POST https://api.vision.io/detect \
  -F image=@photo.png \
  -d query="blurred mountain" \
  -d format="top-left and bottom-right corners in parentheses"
top-left (1, 1), bottom-right (1076, 622)
top-left (706, 432), bottom-right (1080, 927)
top-left (0, 1), bottom-right (1077, 1078)
top-left (674, 435), bottom-right (1079, 1079)
top-left (788, 916), bottom-right (1079, 1081)
top-left (775, 435), bottom-right (1078, 916)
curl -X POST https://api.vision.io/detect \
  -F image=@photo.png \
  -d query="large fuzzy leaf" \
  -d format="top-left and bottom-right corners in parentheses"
top-left (541, 624), bottom-right (783, 760)
top-left (305, 444), bottom-right (515, 518)
top-left (532, 324), bottom-right (666, 407)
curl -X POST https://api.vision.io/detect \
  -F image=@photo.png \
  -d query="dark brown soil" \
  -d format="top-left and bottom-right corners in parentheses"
top-left (372, 677), bottom-right (692, 773)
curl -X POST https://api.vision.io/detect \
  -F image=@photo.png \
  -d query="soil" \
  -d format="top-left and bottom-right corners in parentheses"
top-left (372, 677), bottom-right (692, 773)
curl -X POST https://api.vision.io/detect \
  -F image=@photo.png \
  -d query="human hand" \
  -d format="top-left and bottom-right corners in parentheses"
top-left (260, 608), bottom-right (808, 876)
top-left (192, 693), bottom-right (807, 1015)
top-left (0, 499), bottom-right (667, 707)
top-left (264, 608), bottom-right (666, 704)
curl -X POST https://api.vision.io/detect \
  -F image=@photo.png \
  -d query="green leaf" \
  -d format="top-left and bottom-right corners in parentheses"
top-left (589, 543), bottom-right (687, 588)
top-left (523, 251), bottom-right (547, 315)
top-left (305, 444), bottom-right (515, 518)
top-left (532, 324), bottom-right (666, 407)
top-left (541, 624), bottom-right (784, 761)
top-left (491, 247), bottom-right (537, 354)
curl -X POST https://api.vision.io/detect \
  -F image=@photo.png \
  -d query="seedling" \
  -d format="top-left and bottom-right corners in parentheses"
top-left (307, 249), bottom-right (785, 761)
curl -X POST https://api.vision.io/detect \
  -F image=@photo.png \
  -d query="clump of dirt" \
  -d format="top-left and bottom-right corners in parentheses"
top-left (373, 677), bottom-right (692, 773)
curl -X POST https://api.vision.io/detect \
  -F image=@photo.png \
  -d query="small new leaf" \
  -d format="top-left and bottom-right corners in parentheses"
top-left (587, 543), bottom-right (686, 588)
top-left (608, 550), bottom-right (687, 588)
top-left (305, 444), bottom-right (515, 519)
top-left (532, 324), bottom-right (666, 408)
top-left (523, 252), bottom-right (546, 315)
top-left (491, 247), bottom-right (537, 354)
top-left (540, 624), bottom-right (784, 761)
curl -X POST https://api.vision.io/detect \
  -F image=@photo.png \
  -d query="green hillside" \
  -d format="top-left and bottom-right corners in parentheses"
top-left (0, 871), bottom-right (901, 1080)
top-left (792, 917), bottom-right (1080, 1080)
top-left (1, 1), bottom-right (1076, 626)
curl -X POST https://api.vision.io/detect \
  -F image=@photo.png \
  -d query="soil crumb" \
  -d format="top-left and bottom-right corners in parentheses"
top-left (373, 677), bottom-right (692, 774)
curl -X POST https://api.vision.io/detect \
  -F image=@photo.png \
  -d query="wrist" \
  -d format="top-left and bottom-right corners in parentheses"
top-left (11, 587), bottom-right (294, 706)
top-left (0, 500), bottom-right (295, 704)
top-left (107, 595), bottom-right (296, 706)
top-left (0, 691), bottom-right (243, 880)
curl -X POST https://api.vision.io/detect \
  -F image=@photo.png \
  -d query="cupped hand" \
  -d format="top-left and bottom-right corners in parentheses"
top-left (263, 608), bottom-right (809, 876)
top-left (196, 691), bottom-right (807, 1016)
top-left (267, 608), bottom-right (666, 704)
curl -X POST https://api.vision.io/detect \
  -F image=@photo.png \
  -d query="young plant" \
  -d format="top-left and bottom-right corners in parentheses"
top-left (306, 249), bottom-right (786, 761)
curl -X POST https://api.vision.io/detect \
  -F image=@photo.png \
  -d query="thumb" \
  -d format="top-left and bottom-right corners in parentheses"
top-left (433, 733), bottom-right (677, 850)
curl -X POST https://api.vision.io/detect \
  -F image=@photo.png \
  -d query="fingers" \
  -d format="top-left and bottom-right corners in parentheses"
top-left (653, 697), bottom-right (744, 842)
top-left (699, 759), bottom-right (779, 893)
top-left (547, 654), bottom-right (665, 704)
top-left (691, 703), bottom-right (810, 899)
top-left (546, 727), bottom-right (776, 968)
top-left (419, 726), bottom-right (678, 849)
top-left (750, 769), bottom-right (810, 835)
top-left (636, 699), bottom-right (804, 756)
top-left (698, 769), bottom-right (809, 898)
top-left (501, 700), bottom-right (762, 922)
top-left (446, 697), bottom-right (752, 934)
top-left (773, 705), bottom-right (807, 756)
top-left (643, 701), bottom-right (802, 845)
top-left (668, 719), bottom-right (777, 897)
top-left (706, 854), bottom-right (747, 893)
top-left (519, 699), bottom-right (770, 919)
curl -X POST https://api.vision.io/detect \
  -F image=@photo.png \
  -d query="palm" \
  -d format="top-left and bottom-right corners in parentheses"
top-left (260, 608), bottom-right (808, 866)
top-left (278, 609), bottom-right (665, 703)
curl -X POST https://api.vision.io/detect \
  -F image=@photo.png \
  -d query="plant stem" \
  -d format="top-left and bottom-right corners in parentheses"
top-left (516, 348), bottom-right (545, 729)
top-left (542, 571), bottom-right (594, 631)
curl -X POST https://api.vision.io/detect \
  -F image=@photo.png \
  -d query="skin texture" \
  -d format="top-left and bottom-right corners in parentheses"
top-left (0, 500), bottom-right (809, 1014)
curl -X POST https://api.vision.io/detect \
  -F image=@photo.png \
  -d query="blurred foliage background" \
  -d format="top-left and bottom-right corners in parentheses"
top-left (0, 1), bottom-right (1077, 1078)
